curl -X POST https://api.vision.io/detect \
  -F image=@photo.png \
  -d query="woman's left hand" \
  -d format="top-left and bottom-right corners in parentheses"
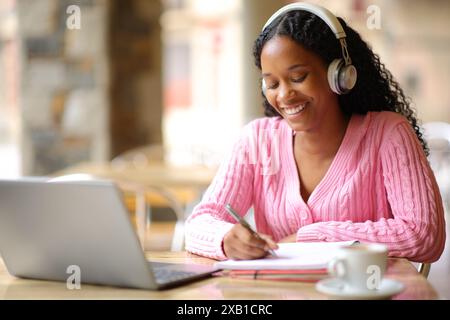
top-left (279, 234), bottom-right (297, 243)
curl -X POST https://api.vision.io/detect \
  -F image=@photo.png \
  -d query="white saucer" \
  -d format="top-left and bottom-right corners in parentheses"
top-left (316, 278), bottom-right (405, 300)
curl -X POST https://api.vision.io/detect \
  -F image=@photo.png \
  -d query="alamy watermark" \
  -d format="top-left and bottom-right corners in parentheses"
top-left (366, 5), bottom-right (382, 30)
top-left (66, 5), bottom-right (81, 30)
top-left (66, 264), bottom-right (81, 290)
top-left (366, 265), bottom-right (382, 290)
top-left (236, 128), bottom-right (281, 176)
top-left (64, 4), bottom-right (381, 32)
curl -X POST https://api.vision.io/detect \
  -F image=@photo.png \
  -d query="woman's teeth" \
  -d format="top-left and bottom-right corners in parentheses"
top-left (284, 104), bottom-right (306, 115)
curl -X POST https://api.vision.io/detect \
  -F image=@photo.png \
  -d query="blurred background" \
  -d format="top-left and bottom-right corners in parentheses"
top-left (0, 0), bottom-right (449, 177)
top-left (0, 0), bottom-right (449, 296)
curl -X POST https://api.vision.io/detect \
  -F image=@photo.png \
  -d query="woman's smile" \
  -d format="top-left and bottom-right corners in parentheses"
top-left (281, 102), bottom-right (308, 118)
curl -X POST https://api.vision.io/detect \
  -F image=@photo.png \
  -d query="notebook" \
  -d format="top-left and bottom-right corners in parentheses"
top-left (215, 241), bottom-right (358, 270)
top-left (222, 268), bottom-right (329, 282)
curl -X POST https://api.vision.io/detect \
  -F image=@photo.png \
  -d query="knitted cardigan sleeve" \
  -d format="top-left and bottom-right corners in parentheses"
top-left (184, 123), bottom-right (256, 260)
top-left (296, 120), bottom-right (446, 263)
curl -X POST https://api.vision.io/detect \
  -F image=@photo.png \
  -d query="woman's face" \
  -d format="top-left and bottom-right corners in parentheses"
top-left (261, 35), bottom-right (340, 132)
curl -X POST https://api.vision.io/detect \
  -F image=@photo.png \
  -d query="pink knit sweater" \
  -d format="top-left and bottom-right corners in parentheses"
top-left (185, 111), bottom-right (446, 262)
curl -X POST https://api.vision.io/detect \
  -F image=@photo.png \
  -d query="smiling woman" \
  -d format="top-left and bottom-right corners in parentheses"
top-left (184, 3), bottom-right (446, 263)
top-left (260, 36), bottom-right (349, 149)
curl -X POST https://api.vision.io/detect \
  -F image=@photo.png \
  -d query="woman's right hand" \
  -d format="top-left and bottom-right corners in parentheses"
top-left (223, 224), bottom-right (278, 260)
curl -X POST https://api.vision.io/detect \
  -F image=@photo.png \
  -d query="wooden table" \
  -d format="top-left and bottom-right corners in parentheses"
top-left (0, 252), bottom-right (438, 300)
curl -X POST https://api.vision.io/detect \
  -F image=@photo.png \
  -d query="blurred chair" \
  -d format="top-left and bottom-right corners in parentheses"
top-left (119, 182), bottom-right (186, 251)
top-left (112, 144), bottom-right (198, 251)
top-left (418, 262), bottom-right (431, 278)
top-left (111, 144), bottom-right (166, 168)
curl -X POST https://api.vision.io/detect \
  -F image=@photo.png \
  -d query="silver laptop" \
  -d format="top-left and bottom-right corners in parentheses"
top-left (0, 178), bottom-right (218, 290)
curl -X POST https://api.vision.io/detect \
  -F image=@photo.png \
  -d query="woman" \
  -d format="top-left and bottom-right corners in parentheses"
top-left (184, 3), bottom-right (446, 262)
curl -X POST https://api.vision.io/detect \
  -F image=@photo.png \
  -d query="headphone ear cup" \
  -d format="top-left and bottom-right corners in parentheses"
top-left (327, 59), bottom-right (357, 95)
top-left (262, 78), bottom-right (267, 95)
top-left (327, 59), bottom-right (344, 94)
top-left (338, 64), bottom-right (357, 94)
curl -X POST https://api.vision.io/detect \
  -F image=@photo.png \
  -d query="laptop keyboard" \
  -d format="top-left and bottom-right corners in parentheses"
top-left (153, 268), bottom-right (200, 284)
top-left (149, 262), bottom-right (200, 284)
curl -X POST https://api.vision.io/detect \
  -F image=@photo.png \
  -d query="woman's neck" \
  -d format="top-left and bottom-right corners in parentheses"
top-left (294, 112), bottom-right (351, 160)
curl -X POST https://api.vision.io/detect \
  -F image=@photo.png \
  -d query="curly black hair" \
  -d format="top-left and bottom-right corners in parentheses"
top-left (253, 11), bottom-right (429, 156)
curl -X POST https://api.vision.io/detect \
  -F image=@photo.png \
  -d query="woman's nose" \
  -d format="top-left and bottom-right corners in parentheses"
top-left (278, 83), bottom-right (295, 101)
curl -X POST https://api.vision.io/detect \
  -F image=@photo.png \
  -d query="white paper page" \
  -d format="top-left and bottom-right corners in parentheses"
top-left (215, 241), bottom-right (357, 270)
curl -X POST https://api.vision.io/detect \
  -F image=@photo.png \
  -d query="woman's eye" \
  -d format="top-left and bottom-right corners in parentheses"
top-left (266, 82), bottom-right (278, 90)
top-left (292, 74), bottom-right (308, 82)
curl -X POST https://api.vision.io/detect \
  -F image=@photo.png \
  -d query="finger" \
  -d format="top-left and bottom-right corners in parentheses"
top-left (243, 243), bottom-right (269, 259)
top-left (266, 239), bottom-right (279, 250)
top-left (224, 229), bottom-right (267, 260)
top-left (226, 245), bottom-right (253, 260)
top-left (249, 235), bottom-right (271, 250)
top-left (259, 234), bottom-right (279, 250)
top-left (232, 226), bottom-right (275, 255)
top-left (232, 248), bottom-right (267, 260)
top-left (233, 224), bottom-right (255, 241)
top-left (230, 242), bottom-right (268, 260)
top-left (237, 229), bottom-right (270, 249)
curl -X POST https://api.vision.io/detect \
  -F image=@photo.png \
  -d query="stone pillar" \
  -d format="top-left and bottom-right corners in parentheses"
top-left (108, 0), bottom-right (163, 158)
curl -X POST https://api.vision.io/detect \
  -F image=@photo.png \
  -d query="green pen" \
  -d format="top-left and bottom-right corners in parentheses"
top-left (225, 204), bottom-right (278, 257)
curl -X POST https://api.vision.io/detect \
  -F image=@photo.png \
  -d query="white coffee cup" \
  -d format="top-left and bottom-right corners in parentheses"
top-left (328, 243), bottom-right (388, 293)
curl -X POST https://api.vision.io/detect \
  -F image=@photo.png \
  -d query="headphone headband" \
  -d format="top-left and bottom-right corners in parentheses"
top-left (262, 2), bottom-right (346, 40)
top-left (261, 2), bottom-right (357, 95)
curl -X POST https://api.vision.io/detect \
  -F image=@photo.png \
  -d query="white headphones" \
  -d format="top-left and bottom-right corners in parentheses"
top-left (261, 2), bottom-right (357, 95)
